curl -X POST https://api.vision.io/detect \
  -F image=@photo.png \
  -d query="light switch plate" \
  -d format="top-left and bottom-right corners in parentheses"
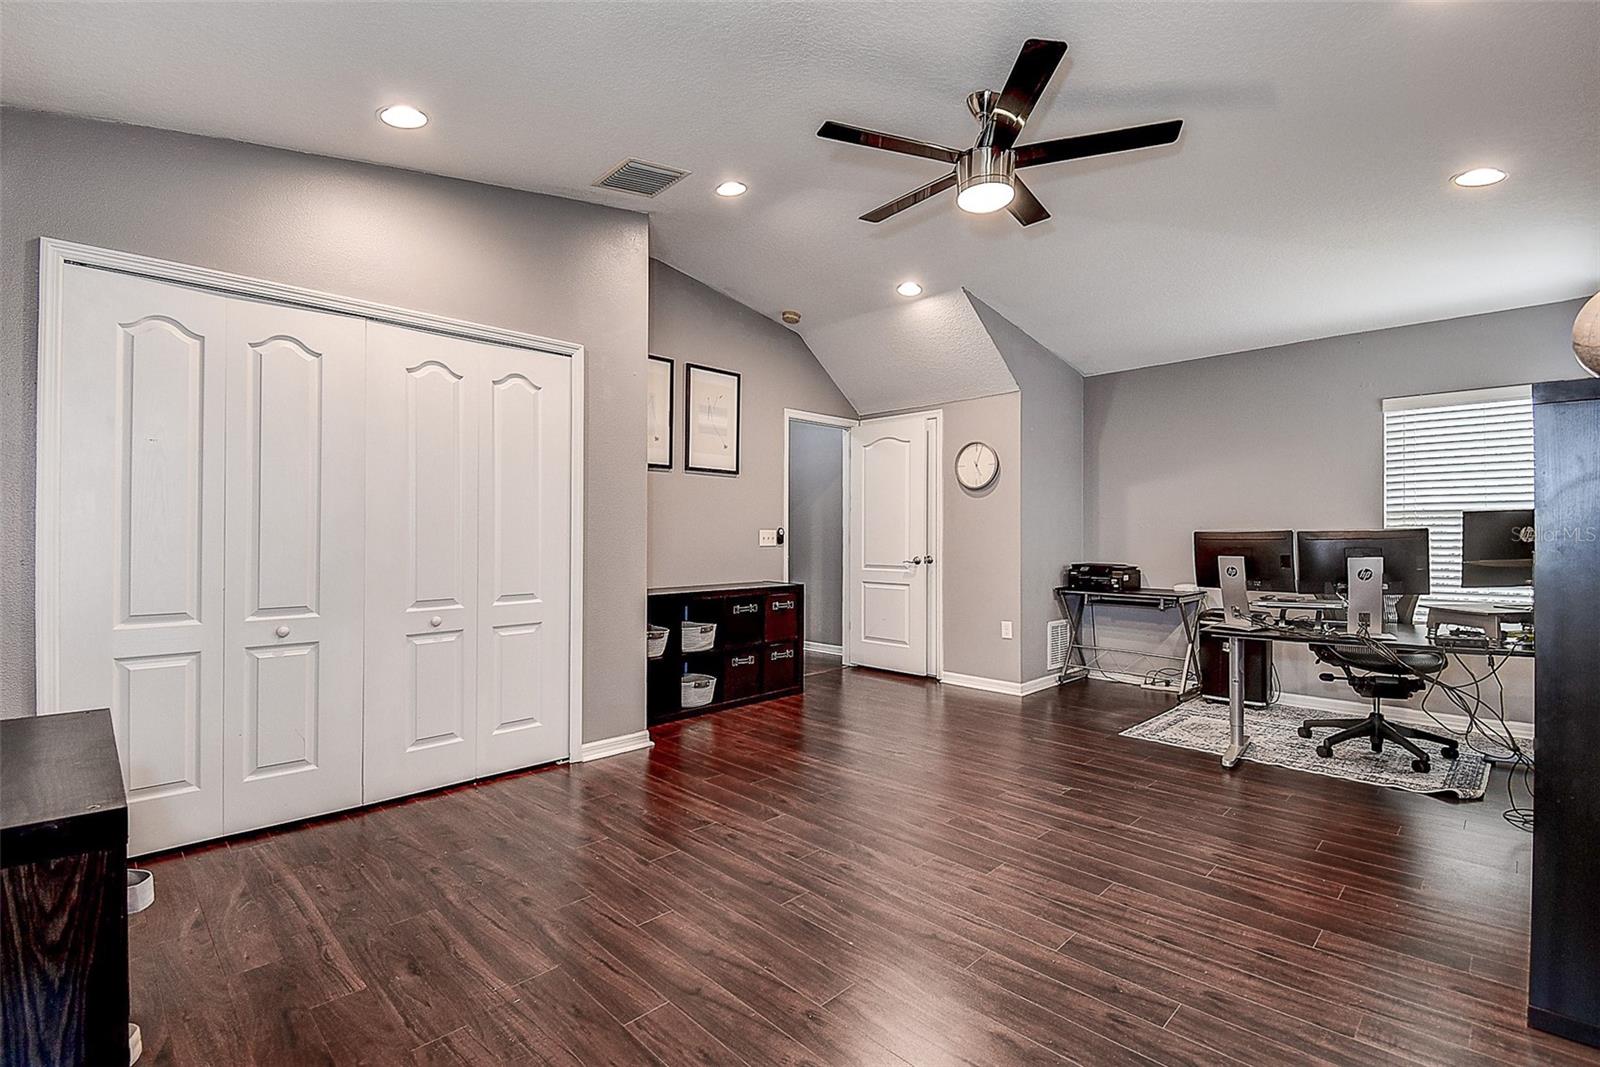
top-left (1001, 621), bottom-right (1013, 639)
top-left (758, 529), bottom-right (779, 547)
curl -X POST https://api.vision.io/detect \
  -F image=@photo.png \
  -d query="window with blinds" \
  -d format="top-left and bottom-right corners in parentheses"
top-left (1382, 384), bottom-right (1534, 613)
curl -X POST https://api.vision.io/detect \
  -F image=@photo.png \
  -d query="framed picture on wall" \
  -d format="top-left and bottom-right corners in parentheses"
top-left (647, 355), bottom-right (674, 469)
top-left (684, 363), bottom-right (741, 475)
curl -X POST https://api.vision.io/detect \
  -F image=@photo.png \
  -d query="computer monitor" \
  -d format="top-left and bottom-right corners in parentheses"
top-left (1461, 509), bottom-right (1534, 588)
top-left (1193, 531), bottom-right (1297, 592)
top-left (1296, 529), bottom-right (1431, 596)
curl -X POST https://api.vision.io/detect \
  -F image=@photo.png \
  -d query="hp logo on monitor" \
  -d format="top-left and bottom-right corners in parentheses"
top-left (1225, 565), bottom-right (1240, 578)
top-left (1357, 567), bottom-right (1374, 582)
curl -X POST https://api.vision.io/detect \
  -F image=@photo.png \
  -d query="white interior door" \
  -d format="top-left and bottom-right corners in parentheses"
top-left (849, 413), bottom-right (933, 675)
top-left (222, 299), bottom-right (366, 833)
top-left (53, 266), bottom-right (228, 853)
top-left (364, 322), bottom-right (482, 801)
top-left (475, 343), bottom-right (572, 775)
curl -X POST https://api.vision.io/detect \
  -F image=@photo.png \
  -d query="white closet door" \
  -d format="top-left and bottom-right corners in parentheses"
top-left (53, 266), bottom-right (228, 854)
top-left (849, 413), bottom-right (932, 675)
top-left (363, 322), bottom-right (482, 801)
top-left (475, 343), bottom-right (571, 775)
top-left (222, 299), bottom-right (366, 833)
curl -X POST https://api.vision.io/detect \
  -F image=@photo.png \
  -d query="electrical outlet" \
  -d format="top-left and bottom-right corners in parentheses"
top-left (758, 529), bottom-right (779, 547)
top-left (1000, 620), bottom-right (1013, 639)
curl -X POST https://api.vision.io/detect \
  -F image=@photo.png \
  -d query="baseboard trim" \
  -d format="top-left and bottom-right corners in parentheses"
top-left (804, 641), bottom-right (844, 656)
top-left (579, 730), bottom-right (655, 762)
top-left (941, 672), bottom-right (1059, 698)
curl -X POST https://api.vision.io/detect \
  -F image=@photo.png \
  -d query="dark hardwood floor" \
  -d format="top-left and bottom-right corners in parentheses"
top-left (128, 668), bottom-right (1589, 1066)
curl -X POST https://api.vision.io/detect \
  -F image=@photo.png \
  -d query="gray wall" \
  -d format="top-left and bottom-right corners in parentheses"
top-left (647, 260), bottom-right (855, 587)
top-left (0, 109), bottom-right (650, 742)
top-left (941, 391), bottom-right (1024, 683)
top-left (787, 421), bottom-right (845, 646)
top-left (1084, 298), bottom-right (1588, 720)
top-left (972, 297), bottom-right (1086, 682)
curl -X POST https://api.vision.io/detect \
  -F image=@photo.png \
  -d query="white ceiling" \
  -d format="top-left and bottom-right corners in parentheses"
top-left (805, 290), bottom-right (1018, 415)
top-left (4, 2), bottom-right (1597, 375)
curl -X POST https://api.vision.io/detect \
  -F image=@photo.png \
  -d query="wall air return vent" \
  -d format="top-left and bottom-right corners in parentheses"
top-left (594, 158), bottom-right (690, 197)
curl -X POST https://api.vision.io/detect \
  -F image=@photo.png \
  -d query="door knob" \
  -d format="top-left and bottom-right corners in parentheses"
top-left (429, 615), bottom-right (443, 628)
top-left (275, 625), bottom-right (290, 638)
top-left (903, 557), bottom-right (923, 567)
top-left (924, 555), bottom-right (935, 565)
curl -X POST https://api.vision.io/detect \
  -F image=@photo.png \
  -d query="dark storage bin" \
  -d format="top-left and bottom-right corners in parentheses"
top-left (765, 593), bottom-right (800, 642)
top-left (646, 582), bottom-right (805, 726)
top-left (724, 650), bottom-right (762, 700)
top-left (763, 642), bottom-right (800, 690)
top-left (723, 594), bottom-right (765, 645)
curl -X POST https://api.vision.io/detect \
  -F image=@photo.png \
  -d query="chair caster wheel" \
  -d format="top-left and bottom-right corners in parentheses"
top-left (1441, 746), bottom-right (1459, 760)
top-left (1296, 725), bottom-right (1312, 739)
top-left (1412, 758), bottom-right (1431, 773)
top-left (1371, 738), bottom-right (1383, 753)
top-left (1315, 743), bottom-right (1333, 759)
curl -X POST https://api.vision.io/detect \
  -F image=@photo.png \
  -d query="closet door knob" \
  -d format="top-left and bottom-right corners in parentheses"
top-left (430, 616), bottom-right (443, 628)
top-left (275, 625), bottom-right (290, 638)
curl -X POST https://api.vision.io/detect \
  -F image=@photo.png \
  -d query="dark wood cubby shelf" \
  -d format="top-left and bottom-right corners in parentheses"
top-left (647, 581), bottom-right (804, 726)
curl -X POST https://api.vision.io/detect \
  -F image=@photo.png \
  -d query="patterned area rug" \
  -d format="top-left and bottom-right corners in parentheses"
top-left (1121, 698), bottom-right (1492, 799)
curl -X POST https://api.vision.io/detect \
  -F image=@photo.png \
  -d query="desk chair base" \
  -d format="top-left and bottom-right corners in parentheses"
top-left (1296, 708), bottom-right (1458, 774)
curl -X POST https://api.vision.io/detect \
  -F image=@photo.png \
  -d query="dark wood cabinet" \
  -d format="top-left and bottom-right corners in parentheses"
top-left (2, 709), bottom-right (129, 1067)
top-left (1529, 377), bottom-right (1600, 1049)
top-left (648, 581), bottom-right (805, 724)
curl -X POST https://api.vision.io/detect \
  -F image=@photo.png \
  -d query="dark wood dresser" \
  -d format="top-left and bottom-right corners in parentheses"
top-left (2, 709), bottom-right (129, 1067)
top-left (1529, 377), bottom-right (1600, 1049)
top-left (648, 581), bottom-right (804, 725)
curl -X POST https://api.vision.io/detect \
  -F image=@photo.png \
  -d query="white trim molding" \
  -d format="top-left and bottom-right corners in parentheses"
top-left (941, 672), bottom-right (1059, 698)
top-left (579, 730), bottom-right (655, 762)
top-left (34, 237), bottom-right (589, 761)
top-left (804, 641), bottom-right (843, 657)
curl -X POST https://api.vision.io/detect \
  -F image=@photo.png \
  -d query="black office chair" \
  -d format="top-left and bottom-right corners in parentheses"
top-left (1296, 644), bottom-right (1458, 772)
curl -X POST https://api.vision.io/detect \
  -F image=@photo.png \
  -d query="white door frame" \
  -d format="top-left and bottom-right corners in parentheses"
top-left (781, 409), bottom-right (856, 662)
top-left (849, 409), bottom-right (944, 678)
top-left (33, 237), bottom-right (588, 763)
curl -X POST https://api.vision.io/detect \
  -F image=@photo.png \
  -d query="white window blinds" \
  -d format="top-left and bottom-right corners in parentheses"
top-left (1382, 385), bottom-right (1534, 611)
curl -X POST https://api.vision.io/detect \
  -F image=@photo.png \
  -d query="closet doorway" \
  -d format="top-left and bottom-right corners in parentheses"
top-left (35, 239), bottom-right (585, 855)
top-left (783, 410), bottom-right (852, 668)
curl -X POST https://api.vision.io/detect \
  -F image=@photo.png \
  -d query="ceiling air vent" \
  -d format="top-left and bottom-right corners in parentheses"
top-left (594, 158), bottom-right (690, 198)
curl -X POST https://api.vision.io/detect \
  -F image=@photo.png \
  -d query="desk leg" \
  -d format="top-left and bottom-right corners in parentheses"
top-left (1176, 602), bottom-right (1200, 698)
top-left (1223, 635), bottom-right (1252, 769)
top-left (1058, 592), bottom-right (1088, 685)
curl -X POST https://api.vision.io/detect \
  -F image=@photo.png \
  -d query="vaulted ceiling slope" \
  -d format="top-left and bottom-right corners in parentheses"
top-left (4, 3), bottom-right (1596, 374)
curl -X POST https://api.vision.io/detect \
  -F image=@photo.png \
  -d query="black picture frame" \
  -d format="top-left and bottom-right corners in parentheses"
top-left (684, 363), bottom-right (742, 476)
top-left (647, 354), bottom-right (674, 470)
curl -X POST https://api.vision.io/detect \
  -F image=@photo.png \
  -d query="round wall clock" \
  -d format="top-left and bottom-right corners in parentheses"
top-left (955, 441), bottom-right (1000, 491)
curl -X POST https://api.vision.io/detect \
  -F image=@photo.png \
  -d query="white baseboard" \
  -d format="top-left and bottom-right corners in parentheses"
top-left (941, 672), bottom-right (1059, 697)
top-left (579, 730), bottom-right (654, 762)
top-left (804, 641), bottom-right (843, 656)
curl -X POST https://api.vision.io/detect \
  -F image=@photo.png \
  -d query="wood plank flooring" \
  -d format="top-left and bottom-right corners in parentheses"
top-left (128, 666), bottom-right (1591, 1066)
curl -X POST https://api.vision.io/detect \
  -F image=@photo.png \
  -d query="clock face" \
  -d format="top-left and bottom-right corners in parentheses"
top-left (955, 441), bottom-right (1000, 490)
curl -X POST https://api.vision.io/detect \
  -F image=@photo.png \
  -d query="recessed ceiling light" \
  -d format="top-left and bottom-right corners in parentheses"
top-left (895, 281), bottom-right (923, 298)
top-left (1451, 167), bottom-right (1507, 188)
top-left (715, 181), bottom-right (748, 197)
top-left (377, 105), bottom-right (428, 130)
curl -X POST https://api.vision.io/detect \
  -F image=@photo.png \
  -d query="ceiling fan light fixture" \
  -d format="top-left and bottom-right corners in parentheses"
top-left (955, 148), bottom-right (1016, 214)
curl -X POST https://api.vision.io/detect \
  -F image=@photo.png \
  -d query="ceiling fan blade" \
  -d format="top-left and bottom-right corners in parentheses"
top-left (1006, 176), bottom-right (1050, 226)
top-left (990, 38), bottom-right (1069, 149)
top-left (1014, 119), bottom-right (1183, 168)
top-left (860, 171), bottom-right (958, 223)
top-left (818, 121), bottom-right (961, 164)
